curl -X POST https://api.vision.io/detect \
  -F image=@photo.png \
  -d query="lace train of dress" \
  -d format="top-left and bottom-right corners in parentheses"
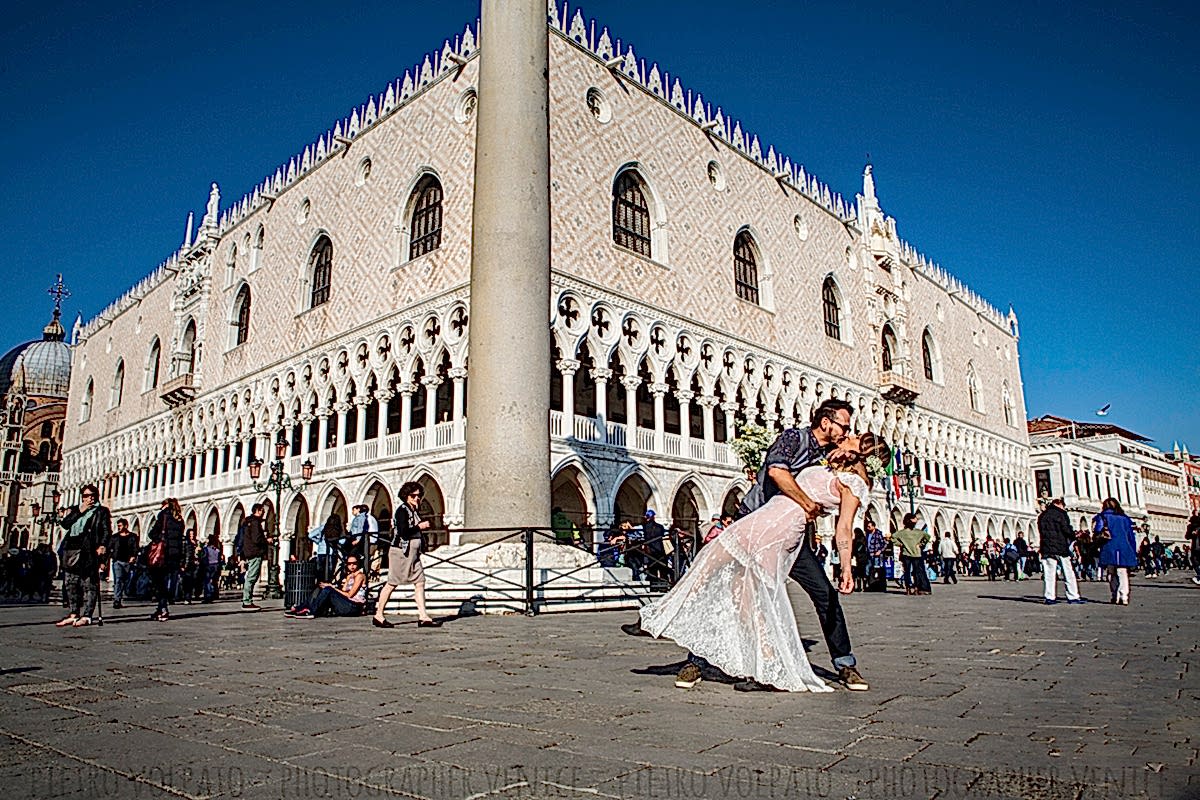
top-left (639, 494), bottom-right (832, 692)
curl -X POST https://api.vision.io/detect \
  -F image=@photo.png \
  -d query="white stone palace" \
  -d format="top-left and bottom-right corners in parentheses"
top-left (60, 4), bottom-right (1036, 579)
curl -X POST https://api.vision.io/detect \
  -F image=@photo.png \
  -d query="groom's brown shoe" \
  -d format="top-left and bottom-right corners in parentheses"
top-left (839, 666), bottom-right (869, 691)
top-left (674, 663), bottom-right (702, 689)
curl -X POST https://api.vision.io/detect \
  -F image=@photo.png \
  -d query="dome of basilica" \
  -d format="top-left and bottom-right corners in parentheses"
top-left (0, 315), bottom-right (72, 400)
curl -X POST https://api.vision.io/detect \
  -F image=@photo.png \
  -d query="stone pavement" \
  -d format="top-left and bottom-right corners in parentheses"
top-left (0, 573), bottom-right (1196, 800)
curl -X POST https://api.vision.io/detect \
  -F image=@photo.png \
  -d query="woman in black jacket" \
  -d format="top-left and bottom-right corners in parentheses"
top-left (55, 484), bottom-right (112, 627)
top-left (148, 498), bottom-right (185, 621)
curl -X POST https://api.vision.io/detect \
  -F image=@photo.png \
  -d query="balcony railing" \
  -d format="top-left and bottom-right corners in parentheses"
top-left (159, 373), bottom-right (198, 407)
top-left (878, 370), bottom-right (919, 405)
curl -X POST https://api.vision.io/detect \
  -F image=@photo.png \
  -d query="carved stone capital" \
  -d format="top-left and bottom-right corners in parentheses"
top-left (620, 375), bottom-right (642, 391)
top-left (555, 358), bottom-right (581, 376)
top-left (648, 382), bottom-right (670, 397)
top-left (420, 375), bottom-right (443, 388)
top-left (589, 367), bottom-right (613, 383)
top-left (674, 390), bottom-right (695, 403)
top-left (696, 394), bottom-right (720, 409)
top-left (448, 367), bottom-right (468, 381)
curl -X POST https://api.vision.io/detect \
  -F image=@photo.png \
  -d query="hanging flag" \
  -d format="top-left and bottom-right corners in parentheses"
top-left (891, 447), bottom-right (903, 499)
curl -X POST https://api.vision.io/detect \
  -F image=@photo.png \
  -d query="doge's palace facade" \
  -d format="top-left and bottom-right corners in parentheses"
top-left (61, 5), bottom-right (1035, 560)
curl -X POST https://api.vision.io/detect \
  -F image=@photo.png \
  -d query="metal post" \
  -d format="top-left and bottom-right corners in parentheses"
top-left (670, 528), bottom-right (682, 583)
top-left (523, 528), bottom-right (536, 616)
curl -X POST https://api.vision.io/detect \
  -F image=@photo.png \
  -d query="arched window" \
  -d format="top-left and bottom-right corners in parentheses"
top-left (111, 360), bottom-right (125, 408)
top-left (733, 231), bottom-right (760, 304)
top-left (967, 364), bottom-right (981, 412)
top-left (80, 379), bottom-right (93, 422)
top-left (233, 285), bottom-right (251, 346)
top-left (612, 171), bottom-right (651, 257)
top-left (922, 329), bottom-right (935, 380)
top-left (181, 319), bottom-right (197, 374)
top-left (146, 337), bottom-right (161, 390)
top-left (881, 324), bottom-right (897, 373)
top-left (308, 235), bottom-right (333, 308)
top-left (251, 224), bottom-right (264, 271)
top-left (822, 277), bottom-right (841, 340)
top-left (409, 176), bottom-right (443, 259)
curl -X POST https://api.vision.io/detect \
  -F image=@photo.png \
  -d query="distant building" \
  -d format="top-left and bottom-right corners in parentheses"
top-left (0, 278), bottom-right (71, 549)
top-left (1028, 415), bottom-right (1188, 544)
top-left (1165, 444), bottom-right (1200, 517)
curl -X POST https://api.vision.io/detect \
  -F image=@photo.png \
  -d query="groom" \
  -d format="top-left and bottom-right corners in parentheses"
top-left (732, 398), bottom-right (867, 691)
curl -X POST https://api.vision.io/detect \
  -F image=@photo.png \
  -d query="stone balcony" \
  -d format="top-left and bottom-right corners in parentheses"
top-left (878, 370), bottom-right (919, 405)
top-left (159, 373), bottom-right (198, 407)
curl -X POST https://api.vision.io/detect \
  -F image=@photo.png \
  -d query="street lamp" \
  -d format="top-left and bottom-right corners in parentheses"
top-left (31, 489), bottom-right (61, 547)
top-left (898, 451), bottom-right (921, 517)
top-left (248, 435), bottom-right (315, 599)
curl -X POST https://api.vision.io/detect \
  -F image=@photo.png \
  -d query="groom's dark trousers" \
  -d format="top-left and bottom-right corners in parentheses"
top-left (787, 524), bottom-right (855, 669)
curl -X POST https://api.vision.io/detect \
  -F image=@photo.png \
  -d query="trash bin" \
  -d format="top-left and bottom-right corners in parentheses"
top-left (284, 560), bottom-right (317, 610)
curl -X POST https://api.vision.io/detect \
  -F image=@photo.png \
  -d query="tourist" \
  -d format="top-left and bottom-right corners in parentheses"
top-left (1037, 498), bottom-right (1081, 605)
top-left (893, 514), bottom-right (930, 595)
top-left (287, 555), bottom-right (367, 618)
top-left (240, 504), bottom-right (269, 610)
top-left (551, 506), bottom-right (581, 546)
top-left (147, 498), bottom-right (185, 621)
top-left (640, 510), bottom-right (670, 586)
top-left (179, 527), bottom-right (200, 603)
top-left (199, 534), bottom-right (224, 603)
top-left (639, 433), bottom-right (890, 693)
top-left (1139, 535), bottom-right (1156, 577)
top-left (938, 532), bottom-right (959, 585)
top-left (55, 484), bottom-right (111, 628)
top-left (106, 518), bottom-right (139, 609)
top-left (851, 527), bottom-right (869, 591)
top-left (1013, 531), bottom-right (1030, 580)
top-left (1095, 498), bottom-right (1137, 605)
top-left (372, 481), bottom-right (441, 628)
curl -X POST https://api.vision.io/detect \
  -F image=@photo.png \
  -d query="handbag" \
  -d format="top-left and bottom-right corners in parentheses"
top-left (148, 540), bottom-right (166, 568)
top-left (63, 549), bottom-right (83, 572)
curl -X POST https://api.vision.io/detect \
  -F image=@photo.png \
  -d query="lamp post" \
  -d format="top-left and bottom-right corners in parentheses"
top-left (898, 451), bottom-right (921, 517)
top-left (248, 436), bottom-right (314, 599)
top-left (31, 488), bottom-right (61, 547)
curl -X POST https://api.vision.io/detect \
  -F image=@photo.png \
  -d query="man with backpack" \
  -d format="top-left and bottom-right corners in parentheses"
top-left (54, 484), bottom-right (112, 628)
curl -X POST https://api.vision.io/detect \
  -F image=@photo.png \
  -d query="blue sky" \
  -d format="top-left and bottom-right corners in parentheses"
top-left (1, 1), bottom-right (1195, 448)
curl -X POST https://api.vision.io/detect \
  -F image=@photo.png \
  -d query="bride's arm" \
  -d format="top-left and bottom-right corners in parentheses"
top-left (833, 481), bottom-right (862, 594)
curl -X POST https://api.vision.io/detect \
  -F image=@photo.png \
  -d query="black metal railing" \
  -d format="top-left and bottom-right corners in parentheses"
top-left (362, 526), bottom-right (702, 616)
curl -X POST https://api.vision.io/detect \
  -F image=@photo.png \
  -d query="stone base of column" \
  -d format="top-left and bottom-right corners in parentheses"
top-left (377, 542), bottom-right (653, 616)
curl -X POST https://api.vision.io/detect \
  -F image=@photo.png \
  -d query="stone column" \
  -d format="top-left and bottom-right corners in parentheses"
top-left (675, 390), bottom-right (694, 445)
top-left (374, 391), bottom-right (393, 439)
top-left (622, 375), bottom-right (641, 446)
top-left (557, 358), bottom-right (579, 424)
top-left (354, 397), bottom-right (369, 443)
top-left (421, 376), bottom-right (441, 428)
top-left (298, 414), bottom-right (314, 460)
top-left (462, 0), bottom-right (551, 539)
top-left (720, 401), bottom-right (739, 444)
top-left (333, 403), bottom-right (351, 448)
top-left (316, 410), bottom-right (331, 451)
top-left (649, 382), bottom-right (669, 451)
top-left (591, 367), bottom-right (612, 441)
top-left (698, 395), bottom-right (718, 460)
top-left (399, 382), bottom-right (416, 449)
top-left (448, 367), bottom-right (468, 421)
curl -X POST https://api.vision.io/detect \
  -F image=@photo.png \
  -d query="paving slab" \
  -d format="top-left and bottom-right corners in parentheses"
top-left (0, 574), bottom-right (1195, 799)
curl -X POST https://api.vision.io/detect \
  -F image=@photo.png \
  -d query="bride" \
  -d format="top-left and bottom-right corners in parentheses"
top-left (640, 432), bottom-right (891, 692)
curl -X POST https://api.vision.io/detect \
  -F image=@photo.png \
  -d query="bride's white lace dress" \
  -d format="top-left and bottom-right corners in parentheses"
top-left (640, 466), bottom-right (870, 692)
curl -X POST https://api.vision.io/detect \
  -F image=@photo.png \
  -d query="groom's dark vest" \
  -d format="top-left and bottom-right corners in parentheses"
top-left (736, 427), bottom-right (824, 519)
